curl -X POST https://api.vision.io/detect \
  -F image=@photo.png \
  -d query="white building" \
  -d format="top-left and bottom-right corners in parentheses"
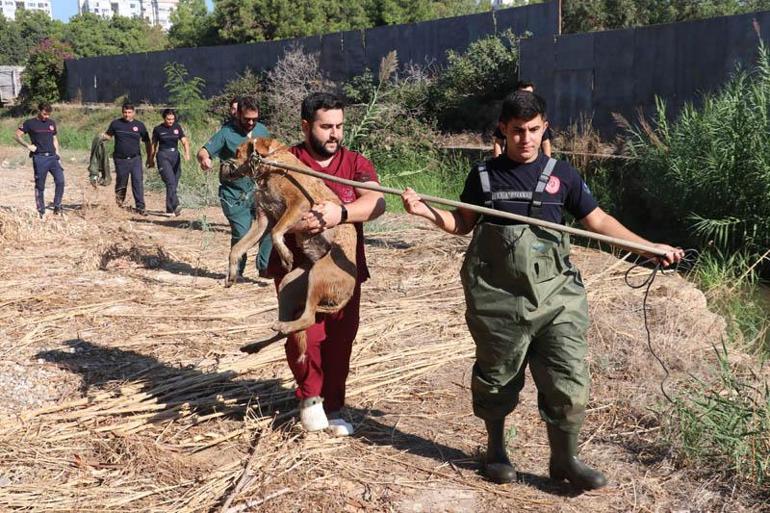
top-left (491, 0), bottom-right (529, 8)
top-left (0, 0), bottom-right (53, 20)
top-left (78, 0), bottom-right (179, 30)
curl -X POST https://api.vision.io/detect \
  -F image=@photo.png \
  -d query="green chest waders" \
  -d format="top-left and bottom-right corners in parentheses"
top-left (460, 160), bottom-right (590, 434)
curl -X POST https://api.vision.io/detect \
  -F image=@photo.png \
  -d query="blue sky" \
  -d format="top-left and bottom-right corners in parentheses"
top-left (52, 0), bottom-right (214, 22)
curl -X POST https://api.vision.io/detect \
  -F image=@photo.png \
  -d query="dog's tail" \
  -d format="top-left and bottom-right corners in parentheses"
top-left (240, 330), bottom-right (308, 364)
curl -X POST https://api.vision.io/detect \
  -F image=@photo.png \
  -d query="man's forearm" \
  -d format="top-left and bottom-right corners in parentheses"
top-left (584, 210), bottom-right (655, 256)
top-left (346, 190), bottom-right (385, 223)
top-left (14, 134), bottom-right (31, 149)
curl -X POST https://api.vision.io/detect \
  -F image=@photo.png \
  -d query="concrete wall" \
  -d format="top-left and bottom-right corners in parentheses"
top-left (520, 11), bottom-right (770, 137)
top-left (64, 2), bottom-right (559, 103)
top-left (0, 66), bottom-right (24, 104)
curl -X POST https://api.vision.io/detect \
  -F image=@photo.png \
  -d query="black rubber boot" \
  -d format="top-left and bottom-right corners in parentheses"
top-left (482, 418), bottom-right (516, 484)
top-left (547, 424), bottom-right (607, 490)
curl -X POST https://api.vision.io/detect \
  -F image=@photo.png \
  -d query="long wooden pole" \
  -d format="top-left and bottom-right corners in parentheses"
top-left (259, 158), bottom-right (667, 257)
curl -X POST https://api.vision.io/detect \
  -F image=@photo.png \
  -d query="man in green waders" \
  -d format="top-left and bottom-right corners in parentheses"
top-left (401, 91), bottom-right (683, 489)
top-left (197, 96), bottom-right (273, 278)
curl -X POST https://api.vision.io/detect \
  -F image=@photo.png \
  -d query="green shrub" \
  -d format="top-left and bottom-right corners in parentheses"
top-left (427, 29), bottom-right (522, 131)
top-left (207, 68), bottom-right (266, 123)
top-left (670, 341), bottom-right (770, 492)
top-left (692, 249), bottom-right (769, 353)
top-left (164, 62), bottom-right (208, 127)
top-left (625, 45), bottom-right (770, 255)
top-left (263, 47), bottom-right (334, 142)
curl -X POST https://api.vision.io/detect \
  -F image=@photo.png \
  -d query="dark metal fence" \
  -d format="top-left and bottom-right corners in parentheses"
top-left (64, 2), bottom-right (559, 104)
top-left (520, 10), bottom-right (770, 137)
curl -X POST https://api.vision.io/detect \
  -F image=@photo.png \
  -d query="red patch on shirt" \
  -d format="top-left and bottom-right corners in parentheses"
top-left (545, 176), bottom-right (561, 194)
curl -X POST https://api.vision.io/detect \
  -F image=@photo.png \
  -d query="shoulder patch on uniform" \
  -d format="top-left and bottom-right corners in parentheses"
top-left (545, 176), bottom-right (561, 194)
top-left (582, 181), bottom-right (592, 194)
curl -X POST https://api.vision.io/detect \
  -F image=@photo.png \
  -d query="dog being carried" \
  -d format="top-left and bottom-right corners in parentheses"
top-left (223, 137), bottom-right (358, 359)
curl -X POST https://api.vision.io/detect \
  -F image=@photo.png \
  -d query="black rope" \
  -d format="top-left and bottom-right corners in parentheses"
top-left (623, 249), bottom-right (699, 404)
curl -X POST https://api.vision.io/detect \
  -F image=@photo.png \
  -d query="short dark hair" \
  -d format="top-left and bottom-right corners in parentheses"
top-left (499, 91), bottom-right (547, 124)
top-left (38, 103), bottom-right (52, 113)
top-left (237, 96), bottom-right (259, 114)
top-left (229, 97), bottom-right (239, 108)
top-left (301, 92), bottom-right (345, 122)
top-left (161, 108), bottom-right (176, 118)
top-left (122, 102), bottom-right (135, 111)
top-left (515, 80), bottom-right (536, 90)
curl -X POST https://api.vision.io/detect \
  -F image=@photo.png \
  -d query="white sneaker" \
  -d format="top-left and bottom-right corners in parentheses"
top-left (299, 397), bottom-right (328, 432)
top-left (328, 418), bottom-right (354, 437)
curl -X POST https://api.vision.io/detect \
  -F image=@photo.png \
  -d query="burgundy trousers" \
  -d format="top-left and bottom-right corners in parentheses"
top-left (282, 282), bottom-right (361, 413)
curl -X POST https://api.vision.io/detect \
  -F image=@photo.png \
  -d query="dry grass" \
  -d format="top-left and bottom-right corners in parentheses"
top-left (0, 152), bottom-right (762, 512)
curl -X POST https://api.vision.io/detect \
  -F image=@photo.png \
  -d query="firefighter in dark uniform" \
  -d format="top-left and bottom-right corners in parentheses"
top-left (402, 91), bottom-right (684, 489)
top-left (15, 103), bottom-right (65, 217)
top-left (102, 103), bottom-right (152, 215)
top-left (150, 109), bottom-right (190, 216)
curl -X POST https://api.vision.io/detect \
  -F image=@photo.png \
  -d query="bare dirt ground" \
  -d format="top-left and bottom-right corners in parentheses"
top-left (0, 146), bottom-right (760, 512)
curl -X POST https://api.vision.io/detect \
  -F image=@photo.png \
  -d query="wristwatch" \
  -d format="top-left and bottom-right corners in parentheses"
top-left (339, 204), bottom-right (348, 223)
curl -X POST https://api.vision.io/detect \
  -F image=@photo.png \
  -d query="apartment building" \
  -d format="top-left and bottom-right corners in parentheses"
top-left (78, 0), bottom-right (179, 30)
top-left (0, 0), bottom-right (53, 20)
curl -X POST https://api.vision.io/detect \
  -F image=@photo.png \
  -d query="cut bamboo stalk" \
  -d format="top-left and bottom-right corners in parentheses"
top-left (259, 157), bottom-right (668, 257)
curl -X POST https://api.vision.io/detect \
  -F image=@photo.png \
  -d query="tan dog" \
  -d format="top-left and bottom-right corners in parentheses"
top-left (224, 137), bottom-right (358, 359)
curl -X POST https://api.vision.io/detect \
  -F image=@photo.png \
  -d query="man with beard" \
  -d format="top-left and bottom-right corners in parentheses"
top-left (198, 96), bottom-right (273, 278)
top-left (266, 92), bottom-right (386, 436)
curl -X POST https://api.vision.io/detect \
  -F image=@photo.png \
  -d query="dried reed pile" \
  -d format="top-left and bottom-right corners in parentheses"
top-left (0, 198), bottom-right (746, 512)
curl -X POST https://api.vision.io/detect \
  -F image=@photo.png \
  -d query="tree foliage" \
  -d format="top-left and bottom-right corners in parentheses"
top-left (61, 14), bottom-right (167, 58)
top-left (0, 10), bottom-right (64, 65)
top-left (208, 0), bottom-right (485, 45)
top-left (562, 0), bottom-right (770, 33)
top-left (168, 0), bottom-right (218, 48)
top-left (0, 15), bottom-right (25, 65)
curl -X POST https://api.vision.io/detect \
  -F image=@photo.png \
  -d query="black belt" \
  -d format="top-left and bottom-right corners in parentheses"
top-left (33, 152), bottom-right (55, 157)
top-left (114, 155), bottom-right (139, 160)
top-left (158, 148), bottom-right (177, 152)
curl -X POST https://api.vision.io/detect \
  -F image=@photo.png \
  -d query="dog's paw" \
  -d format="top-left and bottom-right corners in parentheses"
top-left (271, 321), bottom-right (290, 334)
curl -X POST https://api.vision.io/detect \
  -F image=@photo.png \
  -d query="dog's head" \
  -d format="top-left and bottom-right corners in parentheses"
top-left (229, 137), bottom-right (287, 179)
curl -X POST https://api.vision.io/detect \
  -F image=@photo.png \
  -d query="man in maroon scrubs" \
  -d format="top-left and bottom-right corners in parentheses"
top-left (267, 92), bottom-right (386, 436)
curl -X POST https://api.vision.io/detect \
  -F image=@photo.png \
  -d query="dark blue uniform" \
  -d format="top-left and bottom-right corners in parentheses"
top-left (106, 118), bottom-right (150, 211)
top-left (460, 153), bottom-right (597, 224)
top-left (19, 117), bottom-right (64, 216)
top-left (152, 122), bottom-right (186, 214)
